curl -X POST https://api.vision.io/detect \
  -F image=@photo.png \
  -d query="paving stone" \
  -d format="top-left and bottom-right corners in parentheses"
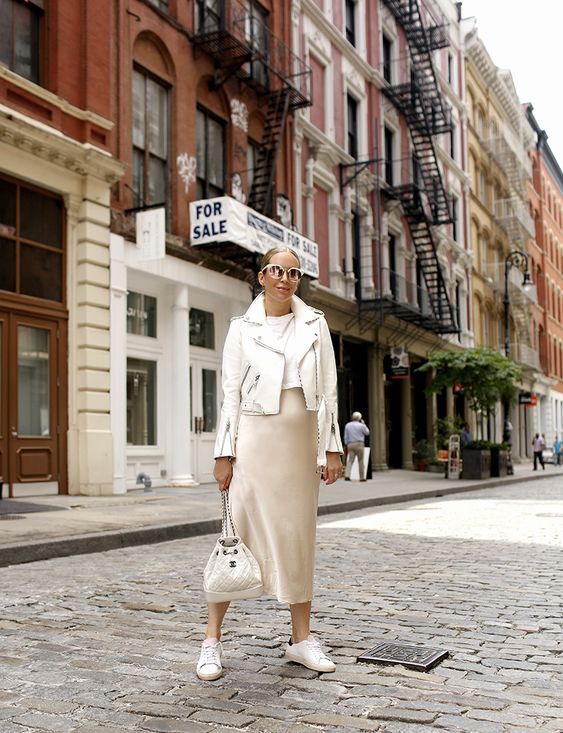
top-left (140, 719), bottom-right (212, 733)
top-left (299, 713), bottom-right (382, 730)
top-left (190, 710), bottom-right (256, 727)
top-left (434, 714), bottom-right (504, 732)
top-left (368, 708), bottom-right (438, 724)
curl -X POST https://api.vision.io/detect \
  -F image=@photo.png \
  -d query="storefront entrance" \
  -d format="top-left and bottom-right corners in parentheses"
top-left (0, 310), bottom-right (67, 496)
top-left (190, 357), bottom-right (220, 484)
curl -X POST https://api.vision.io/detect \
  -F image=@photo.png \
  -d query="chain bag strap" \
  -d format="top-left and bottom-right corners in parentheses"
top-left (203, 490), bottom-right (264, 603)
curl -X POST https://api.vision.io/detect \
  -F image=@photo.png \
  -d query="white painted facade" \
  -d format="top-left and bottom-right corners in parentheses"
top-left (110, 235), bottom-right (251, 491)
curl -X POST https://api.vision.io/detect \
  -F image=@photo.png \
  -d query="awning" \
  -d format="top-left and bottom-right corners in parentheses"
top-left (189, 196), bottom-right (319, 278)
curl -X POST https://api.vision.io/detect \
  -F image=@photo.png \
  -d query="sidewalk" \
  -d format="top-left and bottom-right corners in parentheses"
top-left (0, 462), bottom-right (561, 567)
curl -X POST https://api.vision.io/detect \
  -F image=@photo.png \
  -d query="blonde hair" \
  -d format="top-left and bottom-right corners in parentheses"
top-left (260, 246), bottom-right (301, 270)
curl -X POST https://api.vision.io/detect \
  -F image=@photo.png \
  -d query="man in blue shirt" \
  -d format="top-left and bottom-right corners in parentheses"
top-left (344, 411), bottom-right (370, 481)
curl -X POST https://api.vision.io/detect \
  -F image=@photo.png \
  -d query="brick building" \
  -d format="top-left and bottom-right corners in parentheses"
top-left (526, 105), bottom-right (563, 449)
top-left (0, 0), bottom-right (124, 497)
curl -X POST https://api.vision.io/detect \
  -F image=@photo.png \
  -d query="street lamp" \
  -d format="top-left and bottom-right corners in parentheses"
top-left (502, 250), bottom-right (533, 469)
top-left (503, 250), bottom-right (533, 360)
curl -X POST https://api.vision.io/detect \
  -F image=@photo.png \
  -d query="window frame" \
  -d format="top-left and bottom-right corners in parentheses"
top-left (346, 93), bottom-right (359, 159)
top-left (132, 65), bottom-right (170, 210)
top-left (1, 0), bottom-right (45, 85)
top-left (196, 105), bottom-right (227, 200)
top-left (0, 172), bottom-right (66, 306)
top-left (345, 0), bottom-right (356, 47)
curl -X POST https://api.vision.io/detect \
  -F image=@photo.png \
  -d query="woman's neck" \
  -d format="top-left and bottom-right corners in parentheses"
top-left (264, 294), bottom-right (292, 317)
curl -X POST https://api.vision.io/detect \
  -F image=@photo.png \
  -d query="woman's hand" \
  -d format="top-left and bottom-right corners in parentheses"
top-left (322, 452), bottom-right (343, 485)
top-left (213, 457), bottom-right (233, 491)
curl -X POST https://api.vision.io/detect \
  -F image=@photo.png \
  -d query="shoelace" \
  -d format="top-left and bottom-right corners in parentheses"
top-left (199, 644), bottom-right (221, 668)
top-left (305, 636), bottom-right (330, 662)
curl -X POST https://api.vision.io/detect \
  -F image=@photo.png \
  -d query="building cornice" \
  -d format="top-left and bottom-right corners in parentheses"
top-left (0, 66), bottom-right (114, 131)
top-left (0, 104), bottom-right (125, 183)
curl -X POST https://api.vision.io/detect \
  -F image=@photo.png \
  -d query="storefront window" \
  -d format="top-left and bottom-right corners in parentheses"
top-left (189, 308), bottom-right (214, 349)
top-left (127, 358), bottom-right (157, 445)
top-left (127, 292), bottom-right (157, 337)
top-left (202, 369), bottom-right (217, 432)
top-left (0, 175), bottom-right (64, 302)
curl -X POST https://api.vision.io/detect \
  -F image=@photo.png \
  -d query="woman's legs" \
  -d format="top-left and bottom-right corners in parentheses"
top-left (206, 601), bottom-right (230, 640)
top-left (290, 601), bottom-right (311, 643)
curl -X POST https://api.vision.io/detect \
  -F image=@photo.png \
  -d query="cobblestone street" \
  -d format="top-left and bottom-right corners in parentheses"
top-left (1, 479), bottom-right (562, 733)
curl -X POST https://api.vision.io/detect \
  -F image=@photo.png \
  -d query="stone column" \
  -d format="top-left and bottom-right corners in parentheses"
top-left (66, 180), bottom-right (114, 495)
top-left (110, 233), bottom-right (127, 494)
top-left (401, 377), bottom-right (414, 469)
top-left (169, 285), bottom-right (197, 487)
top-left (369, 346), bottom-right (388, 470)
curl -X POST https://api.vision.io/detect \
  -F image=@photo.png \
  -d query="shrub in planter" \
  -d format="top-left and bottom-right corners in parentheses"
top-left (461, 440), bottom-right (492, 480)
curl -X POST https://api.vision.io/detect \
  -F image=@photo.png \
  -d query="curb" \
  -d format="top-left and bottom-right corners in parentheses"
top-left (0, 472), bottom-right (555, 568)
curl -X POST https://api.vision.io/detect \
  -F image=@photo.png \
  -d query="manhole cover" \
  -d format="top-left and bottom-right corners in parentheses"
top-left (0, 514), bottom-right (25, 521)
top-left (357, 641), bottom-right (449, 671)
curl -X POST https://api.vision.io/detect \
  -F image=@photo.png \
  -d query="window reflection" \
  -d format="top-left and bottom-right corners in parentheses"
top-left (127, 358), bottom-right (157, 445)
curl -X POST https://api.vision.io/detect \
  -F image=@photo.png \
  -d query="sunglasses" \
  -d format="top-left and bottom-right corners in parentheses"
top-left (261, 263), bottom-right (303, 282)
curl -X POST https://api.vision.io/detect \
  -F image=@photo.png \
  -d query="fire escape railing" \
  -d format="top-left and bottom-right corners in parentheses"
top-left (380, 0), bottom-right (458, 334)
top-left (192, 0), bottom-right (311, 217)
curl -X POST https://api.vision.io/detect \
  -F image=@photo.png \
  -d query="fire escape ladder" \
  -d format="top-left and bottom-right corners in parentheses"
top-left (248, 88), bottom-right (291, 216)
top-left (380, 0), bottom-right (457, 333)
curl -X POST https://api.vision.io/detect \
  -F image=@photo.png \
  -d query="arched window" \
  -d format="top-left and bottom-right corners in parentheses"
top-left (132, 34), bottom-right (174, 210)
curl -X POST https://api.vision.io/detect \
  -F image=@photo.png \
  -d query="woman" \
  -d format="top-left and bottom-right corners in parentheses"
top-left (197, 246), bottom-right (343, 681)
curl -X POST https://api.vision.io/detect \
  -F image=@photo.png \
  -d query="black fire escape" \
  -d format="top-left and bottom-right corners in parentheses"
top-left (377, 0), bottom-right (458, 334)
top-left (192, 0), bottom-right (311, 218)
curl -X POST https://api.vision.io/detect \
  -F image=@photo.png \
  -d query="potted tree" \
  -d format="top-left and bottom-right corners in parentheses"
top-left (417, 348), bottom-right (522, 480)
top-left (413, 439), bottom-right (433, 471)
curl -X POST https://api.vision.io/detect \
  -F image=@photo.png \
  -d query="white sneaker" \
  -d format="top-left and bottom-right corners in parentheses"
top-left (196, 638), bottom-right (223, 681)
top-left (284, 634), bottom-right (336, 673)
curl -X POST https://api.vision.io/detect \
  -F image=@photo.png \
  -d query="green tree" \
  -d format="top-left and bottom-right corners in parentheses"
top-left (417, 348), bottom-right (522, 428)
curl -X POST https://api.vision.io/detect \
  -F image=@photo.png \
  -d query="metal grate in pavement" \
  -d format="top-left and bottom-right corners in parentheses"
top-left (357, 641), bottom-right (449, 671)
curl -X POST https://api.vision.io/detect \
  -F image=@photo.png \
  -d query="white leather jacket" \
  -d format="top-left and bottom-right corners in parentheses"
top-left (214, 293), bottom-right (343, 467)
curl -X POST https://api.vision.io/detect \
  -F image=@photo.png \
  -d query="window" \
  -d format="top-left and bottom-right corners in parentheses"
top-left (345, 0), bottom-right (356, 46)
top-left (382, 34), bottom-right (392, 83)
top-left (455, 280), bottom-right (462, 332)
top-left (352, 211), bottom-right (361, 300)
top-left (189, 308), bottom-right (215, 349)
top-left (388, 233), bottom-right (397, 298)
top-left (132, 68), bottom-right (169, 209)
top-left (196, 107), bottom-right (226, 199)
top-left (0, 0), bottom-right (43, 84)
top-left (247, 3), bottom-right (269, 89)
top-left (451, 195), bottom-right (459, 241)
top-left (447, 53), bottom-right (454, 86)
top-left (127, 292), bottom-right (157, 337)
top-left (197, 0), bottom-right (222, 33)
top-left (127, 358), bottom-right (157, 445)
top-left (384, 126), bottom-right (394, 186)
top-left (449, 123), bottom-right (456, 161)
top-left (247, 139), bottom-right (260, 195)
top-left (347, 94), bottom-right (358, 159)
top-left (479, 170), bottom-right (487, 206)
top-left (0, 175), bottom-right (64, 302)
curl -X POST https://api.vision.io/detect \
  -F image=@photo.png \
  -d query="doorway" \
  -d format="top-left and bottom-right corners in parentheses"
top-left (0, 310), bottom-right (66, 497)
top-left (190, 357), bottom-right (220, 484)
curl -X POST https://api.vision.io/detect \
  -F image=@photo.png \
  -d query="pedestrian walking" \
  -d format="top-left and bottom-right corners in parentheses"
top-left (197, 246), bottom-right (343, 681)
top-left (553, 435), bottom-right (562, 465)
top-left (343, 412), bottom-right (370, 481)
top-left (532, 432), bottom-right (545, 470)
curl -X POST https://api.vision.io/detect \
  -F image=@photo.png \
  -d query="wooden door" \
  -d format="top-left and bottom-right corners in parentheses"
top-left (1, 312), bottom-right (62, 496)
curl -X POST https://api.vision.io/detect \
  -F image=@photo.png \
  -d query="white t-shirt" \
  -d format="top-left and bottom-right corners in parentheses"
top-left (265, 313), bottom-right (301, 390)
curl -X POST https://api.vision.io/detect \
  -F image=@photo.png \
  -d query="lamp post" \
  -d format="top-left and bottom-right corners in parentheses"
top-left (503, 250), bottom-right (533, 473)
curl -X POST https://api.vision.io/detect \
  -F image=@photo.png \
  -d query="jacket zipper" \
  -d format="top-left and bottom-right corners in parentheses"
top-left (253, 338), bottom-right (283, 354)
top-left (220, 418), bottom-right (232, 456)
top-left (247, 374), bottom-right (260, 394)
top-left (240, 364), bottom-right (251, 394)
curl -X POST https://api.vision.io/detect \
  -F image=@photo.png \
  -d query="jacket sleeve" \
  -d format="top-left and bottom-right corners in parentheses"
top-left (319, 316), bottom-right (344, 455)
top-left (214, 319), bottom-right (242, 459)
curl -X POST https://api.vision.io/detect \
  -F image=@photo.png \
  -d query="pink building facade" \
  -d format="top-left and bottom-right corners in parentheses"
top-left (292, 0), bottom-right (470, 471)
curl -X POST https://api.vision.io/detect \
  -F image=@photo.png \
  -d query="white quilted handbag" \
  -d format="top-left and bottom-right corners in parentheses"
top-left (203, 491), bottom-right (263, 602)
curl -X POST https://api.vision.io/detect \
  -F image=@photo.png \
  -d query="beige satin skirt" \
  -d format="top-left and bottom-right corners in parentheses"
top-left (230, 388), bottom-right (320, 604)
